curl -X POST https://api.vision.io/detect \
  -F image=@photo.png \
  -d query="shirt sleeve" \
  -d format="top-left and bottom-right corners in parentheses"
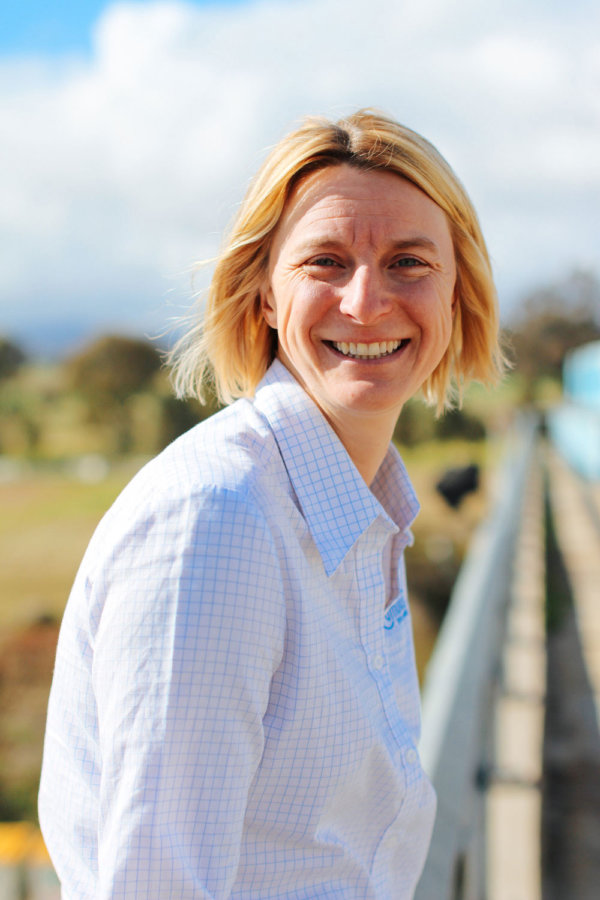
top-left (90, 484), bottom-right (286, 899)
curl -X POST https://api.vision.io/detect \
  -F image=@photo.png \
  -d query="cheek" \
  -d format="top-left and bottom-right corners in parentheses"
top-left (418, 293), bottom-right (455, 359)
top-left (278, 284), bottom-right (329, 335)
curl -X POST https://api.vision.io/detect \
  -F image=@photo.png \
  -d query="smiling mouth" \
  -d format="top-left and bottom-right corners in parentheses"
top-left (328, 339), bottom-right (410, 359)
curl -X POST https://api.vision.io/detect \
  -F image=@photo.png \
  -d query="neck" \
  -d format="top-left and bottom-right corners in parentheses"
top-left (325, 409), bottom-right (398, 486)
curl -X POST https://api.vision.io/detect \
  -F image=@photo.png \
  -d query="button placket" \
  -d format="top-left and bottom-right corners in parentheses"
top-left (405, 747), bottom-right (418, 765)
top-left (355, 531), bottom-right (389, 680)
top-left (371, 652), bottom-right (385, 672)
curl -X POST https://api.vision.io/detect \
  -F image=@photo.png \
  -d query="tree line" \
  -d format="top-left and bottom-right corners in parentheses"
top-left (1, 269), bottom-right (599, 459)
top-left (0, 334), bottom-right (217, 458)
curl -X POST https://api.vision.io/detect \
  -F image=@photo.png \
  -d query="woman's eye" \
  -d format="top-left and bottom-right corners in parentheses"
top-left (393, 257), bottom-right (424, 268)
top-left (308, 256), bottom-right (339, 267)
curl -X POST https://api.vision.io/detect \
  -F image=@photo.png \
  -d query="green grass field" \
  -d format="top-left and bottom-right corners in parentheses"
top-left (0, 461), bottom-right (145, 630)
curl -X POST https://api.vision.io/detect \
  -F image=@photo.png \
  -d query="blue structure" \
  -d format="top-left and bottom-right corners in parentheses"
top-left (547, 340), bottom-right (600, 479)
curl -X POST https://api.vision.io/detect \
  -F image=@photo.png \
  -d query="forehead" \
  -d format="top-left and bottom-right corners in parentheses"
top-left (275, 163), bottom-right (452, 245)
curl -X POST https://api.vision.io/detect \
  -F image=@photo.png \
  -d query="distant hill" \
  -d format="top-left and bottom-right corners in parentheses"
top-left (11, 318), bottom-right (95, 360)
top-left (9, 316), bottom-right (169, 361)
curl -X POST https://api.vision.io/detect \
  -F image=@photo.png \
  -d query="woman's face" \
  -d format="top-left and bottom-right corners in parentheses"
top-left (260, 164), bottom-right (456, 439)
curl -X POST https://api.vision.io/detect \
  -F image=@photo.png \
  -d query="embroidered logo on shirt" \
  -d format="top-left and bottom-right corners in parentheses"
top-left (383, 596), bottom-right (408, 630)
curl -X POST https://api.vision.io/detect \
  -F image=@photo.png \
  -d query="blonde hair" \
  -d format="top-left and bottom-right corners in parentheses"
top-left (170, 109), bottom-right (506, 410)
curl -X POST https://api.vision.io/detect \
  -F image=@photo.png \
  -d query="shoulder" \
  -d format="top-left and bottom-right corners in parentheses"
top-left (139, 397), bottom-right (279, 496)
top-left (118, 398), bottom-right (281, 509)
top-left (64, 403), bottom-right (292, 660)
top-left (83, 399), bottom-right (289, 577)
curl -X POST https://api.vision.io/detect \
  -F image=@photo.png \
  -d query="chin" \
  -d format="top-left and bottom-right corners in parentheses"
top-left (330, 392), bottom-right (406, 419)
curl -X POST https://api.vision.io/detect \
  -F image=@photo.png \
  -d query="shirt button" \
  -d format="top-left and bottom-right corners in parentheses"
top-left (371, 653), bottom-right (385, 671)
top-left (405, 748), bottom-right (418, 765)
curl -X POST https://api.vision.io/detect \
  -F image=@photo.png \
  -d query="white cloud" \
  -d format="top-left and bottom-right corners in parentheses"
top-left (1, 0), bottom-right (599, 349)
top-left (470, 35), bottom-right (564, 94)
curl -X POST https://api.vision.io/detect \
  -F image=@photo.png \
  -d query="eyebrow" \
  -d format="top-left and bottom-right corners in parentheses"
top-left (294, 235), bottom-right (441, 255)
top-left (389, 237), bottom-right (441, 254)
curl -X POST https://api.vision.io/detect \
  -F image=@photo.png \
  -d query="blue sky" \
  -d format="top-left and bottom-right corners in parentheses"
top-left (0, 0), bottom-right (241, 55)
top-left (1, 0), bottom-right (599, 354)
top-left (1, 1), bottom-right (117, 55)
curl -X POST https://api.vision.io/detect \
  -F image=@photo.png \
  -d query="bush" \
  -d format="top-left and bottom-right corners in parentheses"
top-left (65, 335), bottom-right (162, 402)
top-left (0, 338), bottom-right (26, 380)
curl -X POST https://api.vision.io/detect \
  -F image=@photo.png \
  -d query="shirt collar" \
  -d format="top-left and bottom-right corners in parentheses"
top-left (253, 360), bottom-right (419, 576)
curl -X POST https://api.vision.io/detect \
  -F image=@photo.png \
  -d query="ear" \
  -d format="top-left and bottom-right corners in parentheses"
top-left (260, 285), bottom-right (278, 329)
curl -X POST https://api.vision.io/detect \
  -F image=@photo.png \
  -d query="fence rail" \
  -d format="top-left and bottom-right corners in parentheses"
top-left (415, 415), bottom-right (539, 900)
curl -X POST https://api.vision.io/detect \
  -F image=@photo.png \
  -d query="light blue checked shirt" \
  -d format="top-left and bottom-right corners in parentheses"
top-left (39, 359), bottom-right (436, 899)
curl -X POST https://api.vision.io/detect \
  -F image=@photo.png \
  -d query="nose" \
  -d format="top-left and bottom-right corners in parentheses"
top-left (338, 265), bottom-right (393, 324)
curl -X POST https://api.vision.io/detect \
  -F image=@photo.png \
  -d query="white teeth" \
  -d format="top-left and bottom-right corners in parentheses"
top-left (331, 339), bottom-right (404, 359)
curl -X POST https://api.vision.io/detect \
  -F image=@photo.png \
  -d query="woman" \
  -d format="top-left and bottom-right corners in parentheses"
top-left (40, 109), bottom-right (504, 899)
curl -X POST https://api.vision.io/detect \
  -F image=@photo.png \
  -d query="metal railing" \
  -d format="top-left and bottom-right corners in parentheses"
top-left (415, 415), bottom-right (539, 900)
